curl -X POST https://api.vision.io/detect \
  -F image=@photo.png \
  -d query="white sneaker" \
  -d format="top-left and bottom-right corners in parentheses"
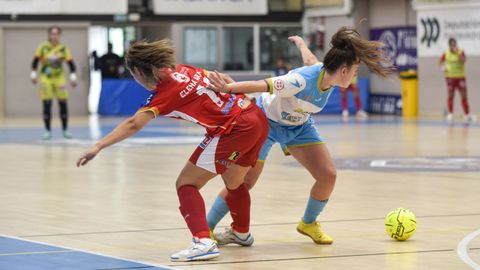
top-left (356, 110), bottom-right (368, 119)
top-left (464, 114), bottom-right (477, 123)
top-left (214, 227), bottom-right (254, 246)
top-left (446, 113), bottom-right (453, 122)
top-left (170, 237), bottom-right (219, 262)
top-left (42, 131), bottom-right (52, 140)
top-left (342, 110), bottom-right (349, 120)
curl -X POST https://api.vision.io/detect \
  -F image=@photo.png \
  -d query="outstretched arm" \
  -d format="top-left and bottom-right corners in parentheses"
top-left (76, 111), bottom-right (154, 167)
top-left (208, 71), bottom-right (302, 98)
top-left (208, 71), bottom-right (268, 94)
top-left (288, 35), bottom-right (320, 66)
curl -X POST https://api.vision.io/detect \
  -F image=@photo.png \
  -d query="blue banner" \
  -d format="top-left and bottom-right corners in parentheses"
top-left (368, 93), bottom-right (402, 115)
top-left (320, 78), bottom-right (369, 114)
top-left (98, 79), bottom-right (151, 116)
top-left (370, 26), bottom-right (417, 71)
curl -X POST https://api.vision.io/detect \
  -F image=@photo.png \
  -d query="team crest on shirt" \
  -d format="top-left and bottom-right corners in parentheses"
top-left (273, 79), bottom-right (285, 91)
top-left (228, 151), bottom-right (241, 161)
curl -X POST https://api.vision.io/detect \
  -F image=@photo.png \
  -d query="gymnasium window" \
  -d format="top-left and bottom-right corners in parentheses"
top-left (260, 26), bottom-right (302, 71)
top-left (223, 27), bottom-right (254, 71)
top-left (184, 27), bottom-right (218, 70)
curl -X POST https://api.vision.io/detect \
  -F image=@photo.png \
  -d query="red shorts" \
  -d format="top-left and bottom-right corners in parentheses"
top-left (189, 104), bottom-right (269, 174)
top-left (446, 77), bottom-right (466, 91)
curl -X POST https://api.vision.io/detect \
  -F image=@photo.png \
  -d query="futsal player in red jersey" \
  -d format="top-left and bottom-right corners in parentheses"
top-left (76, 40), bottom-right (269, 262)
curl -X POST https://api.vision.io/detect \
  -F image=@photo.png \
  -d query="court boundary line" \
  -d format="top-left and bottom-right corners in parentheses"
top-left (0, 234), bottom-right (176, 270)
top-left (457, 228), bottom-right (480, 269)
top-left (19, 212), bottom-right (480, 238)
top-left (168, 248), bottom-right (455, 267)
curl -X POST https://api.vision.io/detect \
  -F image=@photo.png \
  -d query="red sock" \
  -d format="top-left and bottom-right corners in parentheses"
top-left (225, 183), bottom-right (250, 233)
top-left (354, 95), bottom-right (362, 111)
top-left (340, 89), bottom-right (347, 110)
top-left (177, 185), bottom-right (210, 239)
top-left (462, 98), bottom-right (470, 114)
top-left (447, 97), bottom-right (453, 113)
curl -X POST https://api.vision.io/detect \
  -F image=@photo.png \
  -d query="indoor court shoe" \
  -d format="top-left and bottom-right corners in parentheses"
top-left (446, 113), bottom-right (453, 122)
top-left (42, 131), bottom-right (52, 140)
top-left (170, 237), bottom-right (219, 262)
top-left (214, 227), bottom-right (254, 246)
top-left (297, 220), bottom-right (333, 245)
top-left (63, 130), bottom-right (73, 139)
top-left (464, 114), bottom-right (476, 123)
top-left (342, 110), bottom-right (349, 121)
top-left (210, 229), bottom-right (218, 244)
top-left (356, 110), bottom-right (368, 120)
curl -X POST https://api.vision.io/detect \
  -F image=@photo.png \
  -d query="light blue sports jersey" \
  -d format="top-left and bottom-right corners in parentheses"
top-left (258, 62), bottom-right (335, 126)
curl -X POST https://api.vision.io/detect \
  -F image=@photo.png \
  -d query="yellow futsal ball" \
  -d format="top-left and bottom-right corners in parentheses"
top-left (385, 208), bottom-right (417, 241)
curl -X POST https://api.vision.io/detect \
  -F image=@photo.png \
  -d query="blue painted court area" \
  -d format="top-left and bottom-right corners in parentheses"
top-left (0, 236), bottom-right (172, 270)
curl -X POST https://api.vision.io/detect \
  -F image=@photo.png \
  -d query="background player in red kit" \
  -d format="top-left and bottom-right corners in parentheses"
top-left (439, 38), bottom-right (474, 122)
top-left (340, 75), bottom-right (368, 120)
top-left (76, 39), bottom-right (269, 262)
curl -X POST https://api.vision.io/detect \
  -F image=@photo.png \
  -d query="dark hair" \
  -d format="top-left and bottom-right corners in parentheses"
top-left (448, 37), bottom-right (456, 45)
top-left (323, 26), bottom-right (394, 78)
top-left (125, 39), bottom-right (176, 82)
top-left (48, 26), bottom-right (62, 34)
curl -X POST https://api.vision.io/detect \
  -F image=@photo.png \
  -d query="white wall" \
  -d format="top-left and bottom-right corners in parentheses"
top-left (369, 0), bottom-right (416, 28)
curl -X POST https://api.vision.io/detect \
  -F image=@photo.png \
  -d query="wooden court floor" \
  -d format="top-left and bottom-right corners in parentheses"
top-left (0, 115), bottom-right (479, 269)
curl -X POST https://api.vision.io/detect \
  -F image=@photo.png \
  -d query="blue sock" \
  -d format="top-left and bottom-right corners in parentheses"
top-left (207, 195), bottom-right (230, 230)
top-left (302, 197), bottom-right (328, 224)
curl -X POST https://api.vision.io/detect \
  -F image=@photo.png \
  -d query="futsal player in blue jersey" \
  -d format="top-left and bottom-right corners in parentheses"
top-left (206, 27), bottom-right (395, 246)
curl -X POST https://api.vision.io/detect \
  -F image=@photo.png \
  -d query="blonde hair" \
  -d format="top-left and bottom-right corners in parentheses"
top-left (125, 39), bottom-right (176, 83)
top-left (324, 27), bottom-right (395, 78)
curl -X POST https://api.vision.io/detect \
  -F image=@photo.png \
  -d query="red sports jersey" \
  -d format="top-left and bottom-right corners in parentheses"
top-left (138, 64), bottom-right (247, 136)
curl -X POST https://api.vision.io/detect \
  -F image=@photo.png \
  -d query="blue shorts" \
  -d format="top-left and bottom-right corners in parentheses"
top-left (258, 118), bottom-right (324, 161)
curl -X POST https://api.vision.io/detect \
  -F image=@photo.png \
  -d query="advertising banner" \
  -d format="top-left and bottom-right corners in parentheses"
top-left (370, 26), bottom-right (417, 71)
top-left (418, 8), bottom-right (480, 56)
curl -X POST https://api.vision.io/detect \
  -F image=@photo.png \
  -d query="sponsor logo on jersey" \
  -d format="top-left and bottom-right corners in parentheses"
top-left (274, 79), bottom-right (285, 91)
top-left (291, 79), bottom-right (302, 88)
top-left (293, 108), bottom-right (314, 115)
top-left (228, 151), bottom-right (241, 161)
top-left (281, 111), bottom-right (304, 122)
top-left (143, 93), bottom-right (156, 107)
top-left (199, 136), bottom-right (213, 149)
top-left (216, 159), bottom-right (232, 167)
top-left (221, 94), bottom-right (236, 114)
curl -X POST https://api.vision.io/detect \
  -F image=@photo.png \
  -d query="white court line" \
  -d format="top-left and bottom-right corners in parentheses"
top-left (457, 228), bottom-right (480, 269)
top-left (0, 234), bottom-right (176, 270)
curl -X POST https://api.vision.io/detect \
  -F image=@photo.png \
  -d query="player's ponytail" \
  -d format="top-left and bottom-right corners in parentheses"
top-left (125, 39), bottom-right (176, 83)
top-left (324, 26), bottom-right (395, 78)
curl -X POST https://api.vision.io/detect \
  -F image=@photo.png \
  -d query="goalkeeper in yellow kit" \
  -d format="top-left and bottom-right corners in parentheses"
top-left (31, 26), bottom-right (77, 139)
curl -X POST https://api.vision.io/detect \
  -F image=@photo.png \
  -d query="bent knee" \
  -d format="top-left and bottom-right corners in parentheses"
top-left (314, 166), bottom-right (337, 183)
